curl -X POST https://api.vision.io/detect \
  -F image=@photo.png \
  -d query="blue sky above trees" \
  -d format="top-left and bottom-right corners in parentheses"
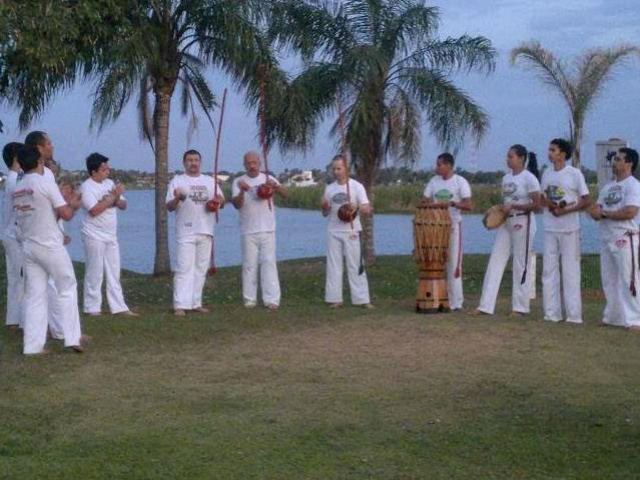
top-left (1, 0), bottom-right (639, 174)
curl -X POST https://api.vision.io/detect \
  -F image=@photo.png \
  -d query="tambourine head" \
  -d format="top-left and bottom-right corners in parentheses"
top-left (338, 204), bottom-right (358, 222)
top-left (256, 183), bottom-right (274, 200)
top-left (205, 199), bottom-right (221, 212)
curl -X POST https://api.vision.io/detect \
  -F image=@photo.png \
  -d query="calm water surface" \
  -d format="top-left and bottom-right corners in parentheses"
top-left (19, 190), bottom-right (602, 273)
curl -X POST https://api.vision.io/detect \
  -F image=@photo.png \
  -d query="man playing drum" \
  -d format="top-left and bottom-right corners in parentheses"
top-left (589, 147), bottom-right (640, 329)
top-left (232, 151), bottom-right (288, 310)
top-left (322, 155), bottom-right (373, 309)
top-left (423, 153), bottom-right (472, 311)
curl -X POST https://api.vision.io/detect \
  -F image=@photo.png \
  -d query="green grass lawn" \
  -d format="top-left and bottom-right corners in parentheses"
top-left (1, 255), bottom-right (638, 480)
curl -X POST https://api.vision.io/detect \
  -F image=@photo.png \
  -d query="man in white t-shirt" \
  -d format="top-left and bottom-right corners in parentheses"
top-left (13, 145), bottom-right (84, 355)
top-left (423, 153), bottom-right (472, 310)
top-left (540, 138), bottom-right (590, 324)
top-left (166, 149), bottom-right (225, 316)
top-left (2, 142), bottom-right (25, 329)
top-left (322, 155), bottom-right (374, 308)
top-left (590, 147), bottom-right (640, 329)
top-left (24, 131), bottom-right (68, 340)
top-left (80, 153), bottom-right (136, 317)
top-left (232, 151), bottom-right (288, 309)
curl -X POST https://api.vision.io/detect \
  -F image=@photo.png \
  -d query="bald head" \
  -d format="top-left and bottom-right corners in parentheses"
top-left (243, 151), bottom-right (262, 178)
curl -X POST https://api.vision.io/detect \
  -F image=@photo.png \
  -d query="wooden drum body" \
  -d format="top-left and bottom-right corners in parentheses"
top-left (413, 203), bottom-right (451, 313)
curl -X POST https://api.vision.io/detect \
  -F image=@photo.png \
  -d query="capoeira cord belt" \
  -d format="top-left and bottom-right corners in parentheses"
top-left (626, 231), bottom-right (638, 297)
top-left (520, 212), bottom-right (532, 285)
top-left (454, 223), bottom-right (462, 279)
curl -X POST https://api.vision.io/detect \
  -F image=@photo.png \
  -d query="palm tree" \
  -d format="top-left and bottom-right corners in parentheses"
top-left (1, 0), bottom-right (271, 275)
top-left (510, 41), bottom-right (639, 169)
top-left (267, 0), bottom-right (496, 262)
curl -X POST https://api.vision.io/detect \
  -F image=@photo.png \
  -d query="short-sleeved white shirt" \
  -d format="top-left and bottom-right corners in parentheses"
top-left (502, 170), bottom-right (540, 206)
top-left (232, 173), bottom-right (280, 235)
top-left (541, 165), bottom-right (589, 232)
top-left (81, 178), bottom-right (122, 242)
top-left (323, 179), bottom-right (369, 232)
top-left (2, 171), bottom-right (20, 240)
top-left (597, 176), bottom-right (640, 243)
top-left (13, 172), bottom-right (66, 248)
top-left (166, 173), bottom-right (224, 238)
top-left (423, 174), bottom-right (472, 223)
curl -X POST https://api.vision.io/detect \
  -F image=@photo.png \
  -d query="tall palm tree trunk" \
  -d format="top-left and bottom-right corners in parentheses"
top-left (153, 90), bottom-right (172, 275)
top-left (572, 121), bottom-right (583, 169)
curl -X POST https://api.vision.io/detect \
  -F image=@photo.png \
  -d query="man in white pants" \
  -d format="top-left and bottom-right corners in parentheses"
top-left (590, 147), bottom-right (640, 329)
top-left (166, 149), bottom-right (224, 316)
top-left (13, 145), bottom-right (84, 355)
top-left (423, 153), bottom-right (472, 311)
top-left (24, 131), bottom-right (67, 339)
top-left (2, 142), bottom-right (25, 329)
top-left (232, 151), bottom-right (288, 309)
top-left (322, 155), bottom-right (373, 309)
top-left (541, 138), bottom-right (590, 324)
top-left (80, 152), bottom-right (136, 317)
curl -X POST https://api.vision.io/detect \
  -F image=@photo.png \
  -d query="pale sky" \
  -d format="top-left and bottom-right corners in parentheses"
top-left (1, 0), bottom-right (639, 174)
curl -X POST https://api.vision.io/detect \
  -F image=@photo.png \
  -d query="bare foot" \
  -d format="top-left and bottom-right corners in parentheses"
top-left (174, 309), bottom-right (186, 317)
top-left (65, 345), bottom-right (84, 354)
top-left (193, 307), bottom-right (210, 314)
top-left (266, 304), bottom-right (279, 311)
top-left (361, 303), bottom-right (375, 310)
top-left (118, 310), bottom-right (139, 317)
top-left (328, 303), bottom-right (343, 309)
top-left (469, 309), bottom-right (490, 316)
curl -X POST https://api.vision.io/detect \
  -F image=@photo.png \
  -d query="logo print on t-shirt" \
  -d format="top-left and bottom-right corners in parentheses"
top-left (189, 185), bottom-right (209, 203)
top-left (332, 192), bottom-right (349, 205)
top-left (434, 189), bottom-right (454, 202)
top-left (502, 182), bottom-right (518, 202)
top-left (546, 185), bottom-right (565, 203)
top-left (603, 185), bottom-right (623, 207)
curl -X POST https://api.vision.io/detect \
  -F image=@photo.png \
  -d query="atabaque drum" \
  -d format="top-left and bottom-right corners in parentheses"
top-left (413, 201), bottom-right (451, 313)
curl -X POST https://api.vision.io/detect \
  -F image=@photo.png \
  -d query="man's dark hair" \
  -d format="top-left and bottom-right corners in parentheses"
top-left (3, 142), bottom-right (23, 169)
top-left (86, 152), bottom-right (109, 175)
top-left (24, 131), bottom-right (48, 148)
top-left (620, 147), bottom-right (639, 173)
top-left (437, 152), bottom-right (455, 167)
top-left (550, 138), bottom-right (573, 160)
top-left (17, 145), bottom-right (41, 172)
top-left (183, 149), bottom-right (201, 162)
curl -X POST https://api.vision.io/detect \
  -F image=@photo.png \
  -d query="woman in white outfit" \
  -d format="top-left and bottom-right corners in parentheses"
top-left (473, 145), bottom-right (541, 316)
top-left (322, 155), bottom-right (374, 309)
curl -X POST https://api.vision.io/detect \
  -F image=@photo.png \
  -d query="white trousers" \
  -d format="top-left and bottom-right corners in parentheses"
top-left (542, 230), bottom-right (582, 323)
top-left (242, 232), bottom-right (280, 306)
top-left (82, 235), bottom-right (129, 314)
top-left (325, 231), bottom-right (370, 305)
top-left (600, 232), bottom-right (640, 327)
top-left (3, 237), bottom-right (24, 327)
top-left (478, 216), bottom-right (536, 314)
top-left (447, 222), bottom-right (464, 310)
top-left (22, 243), bottom-right (82, 354)
top-left (47, 280), bottom-right (65, 340)
top-left (173, 234), bottom-right (212, 310)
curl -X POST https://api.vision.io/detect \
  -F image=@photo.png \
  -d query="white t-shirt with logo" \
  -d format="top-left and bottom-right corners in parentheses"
top-left (166, 174), bottom-right (224, 238)
top-left (502, 170), bottom-right (540, 206)
top-left (81, 178), bottom-right (123, 242)
top-left (232, 173), bottom-right (280, 235)
top-left (597, 176), bottom-right (640, 243)
top-left (323, 179), bottom-right (369, 232)
top-left (423, 174), bottom-right (472, 223)
top-left (13, 172), bottom-right (66, 249)
top-left (541, 165), bottom-right (589, 232)
top-left (2, 171), bottom-right (20, 240)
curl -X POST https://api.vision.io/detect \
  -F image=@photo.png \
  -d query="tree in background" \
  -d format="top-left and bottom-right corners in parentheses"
top-left (510, 41), bottom-right (639, 169)
top-left (1, 0), bottom-right (271, 275)
top-left (268, 0), bottom-right (495, 262)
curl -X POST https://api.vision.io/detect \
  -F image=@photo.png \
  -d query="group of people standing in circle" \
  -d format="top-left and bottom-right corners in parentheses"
top-left (2, 131), bottom-right (639, 355)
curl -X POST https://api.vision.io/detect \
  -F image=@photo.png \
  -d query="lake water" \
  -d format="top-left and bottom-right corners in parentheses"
top-left (15, 190), bottom-right (603, 273)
